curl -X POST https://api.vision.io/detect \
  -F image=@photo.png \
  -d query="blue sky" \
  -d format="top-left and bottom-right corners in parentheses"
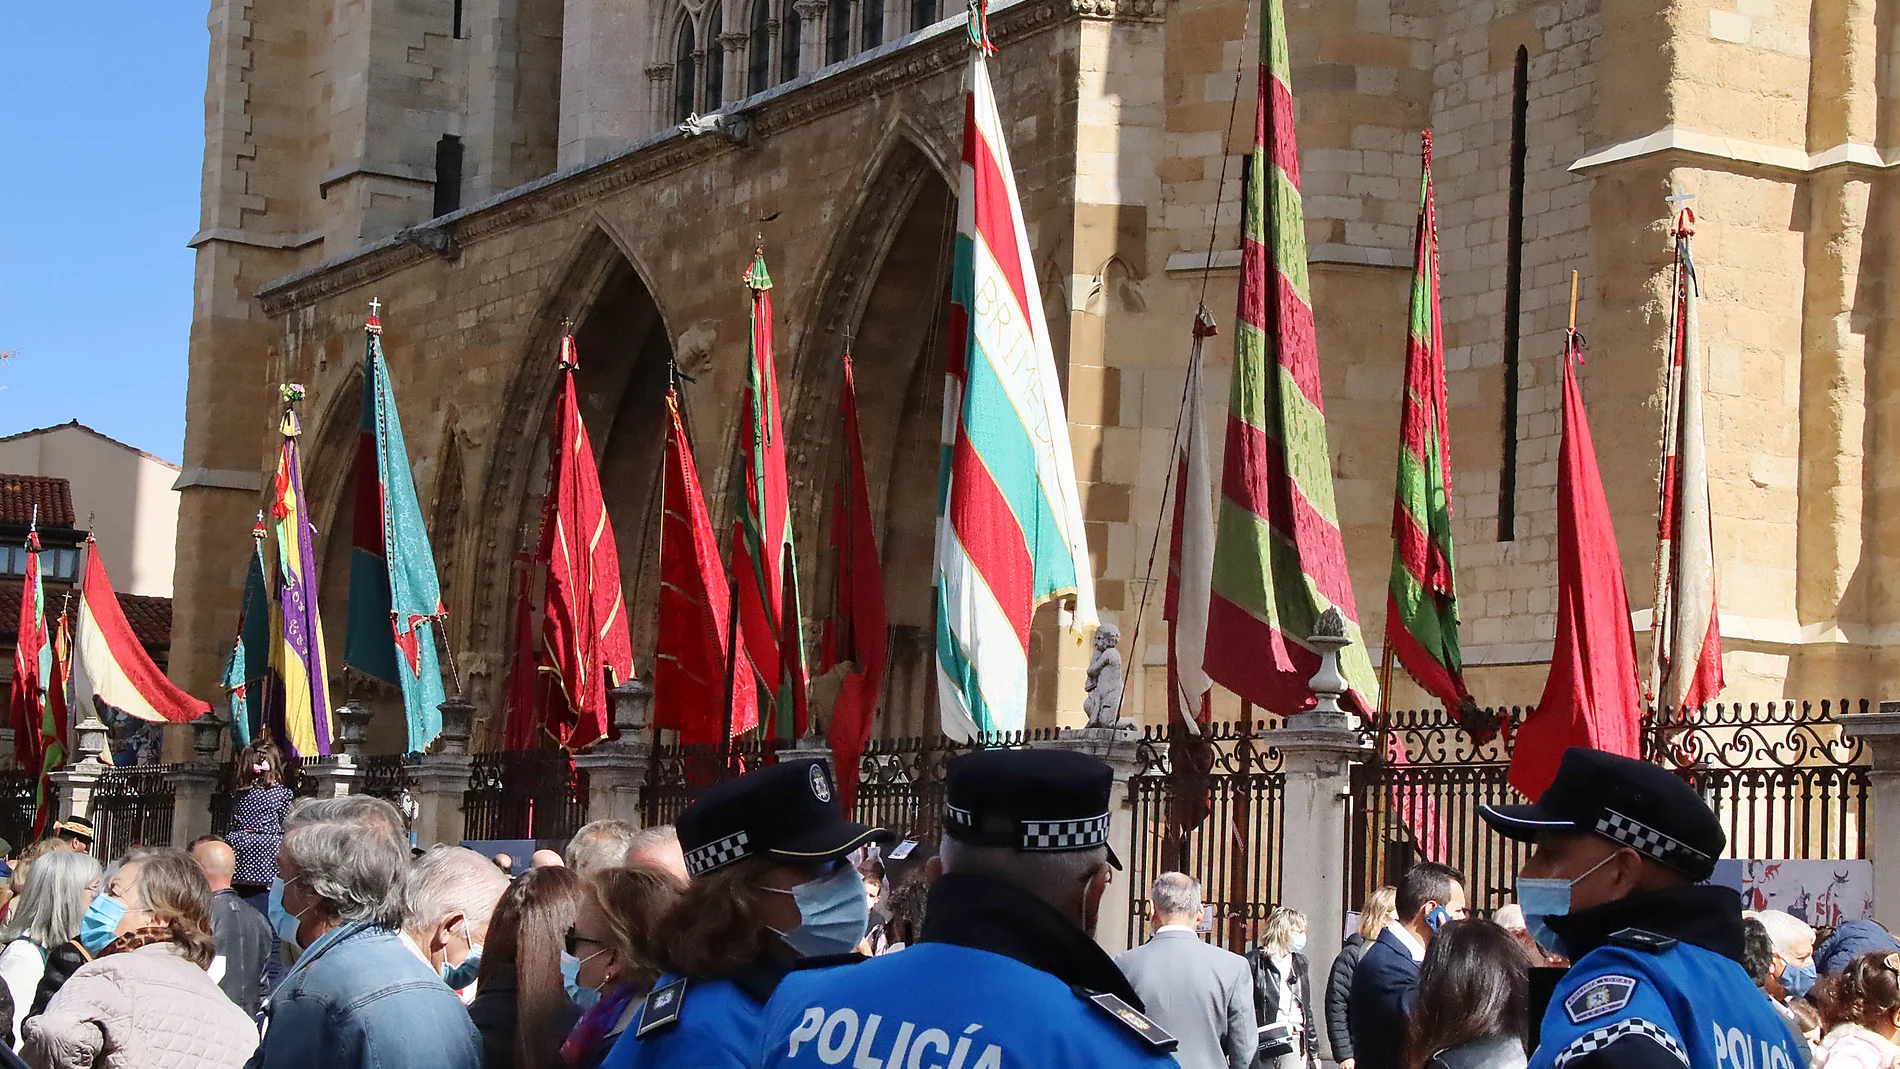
top-left (0, 4), bottom-right (206, 464)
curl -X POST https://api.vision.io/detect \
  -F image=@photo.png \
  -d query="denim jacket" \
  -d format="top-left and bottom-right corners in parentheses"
top-left (247, 920), bottom-right (481, 1069)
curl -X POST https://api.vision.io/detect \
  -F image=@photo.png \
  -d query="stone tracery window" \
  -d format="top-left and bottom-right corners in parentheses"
top-left (748, 0), bottom-right (772, 96)
top-left (910, 0), bottom-right (935, 31)
top-left (704, 4), bottom-right (725, 111)
top-left (860, 0), bottom-right (882, 50)
top-left (825, 0), bottom-right (850, 63)
top-left (780, 1), bottom-right (801, 81)
top-left (673, 17), bottom-right (697, 122)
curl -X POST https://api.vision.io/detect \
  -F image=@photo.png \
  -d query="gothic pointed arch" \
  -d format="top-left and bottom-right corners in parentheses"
top-left (466, 224), bottom-right (677, 747)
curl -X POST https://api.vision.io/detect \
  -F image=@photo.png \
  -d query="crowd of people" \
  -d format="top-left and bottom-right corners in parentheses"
top-left (1116, 748), bottom-right (1900, 1069)
top-left (0, 741), bottom-right (1888, 1068)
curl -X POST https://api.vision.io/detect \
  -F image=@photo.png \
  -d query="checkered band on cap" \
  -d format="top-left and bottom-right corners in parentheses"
top-left (1554, 1019), bottom-right (1688, 1068)
top-left (684, 830), bottom-right (752, 876)
top-left (945, 804), bottom-right (974, 830)
top-left (1596, 809), bottom-right (1711, 872)
top-left (1021, 813), bottom-right (1111, 852)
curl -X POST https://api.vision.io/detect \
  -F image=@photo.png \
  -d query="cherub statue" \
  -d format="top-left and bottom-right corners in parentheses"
top-left (1082, 622), bottom-right (1125, 728)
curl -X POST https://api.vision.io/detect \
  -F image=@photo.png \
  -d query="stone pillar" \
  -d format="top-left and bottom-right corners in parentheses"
top-left (168, 715), bottom-right (229, 847)
top-left (336, 700), bottom-right (374, 758)
top-left (794, 0), bottom-right (825, 74)
top-left (1846, 706), bottom-right (1900, 929)
top-left (411, 694), bottom-right (477, 848)
top-left (299, 758), bottom-right (362, 799)
top-left (572, 679), bottom-right (656, 826)
top-left (1042, 723), bottom-right (1144, 956)
top-left (645, 63), bottom-right (675, 131)
top-left (49, 709), bottom-right (112, 821)
top-left (719, 31), bottom-right (749, 104)
top-left (1261, 610), bottom-right (1372, 1063)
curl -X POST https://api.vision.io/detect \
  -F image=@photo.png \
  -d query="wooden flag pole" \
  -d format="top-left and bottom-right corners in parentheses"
top-left (1568, 271), bottom-right (1579, 333)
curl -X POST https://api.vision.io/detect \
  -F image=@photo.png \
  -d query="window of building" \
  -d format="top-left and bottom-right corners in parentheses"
top-left (1499, 45), bottom-right (1529, 542)
top-left (674, 19), bottom-right (698, 122)
top-left (826, 0), bottom-right (850, 64)
top-left (453, 0), bottom-right (465, 38)
top-left (910, 0), bottom-right (936, 31)
top-left (781, 2), bottom-right (801, 81)
top-left (705, 4), bottom-right (725, 111)
top-left (748, 0), bottom-right (772, 96)
top-left (433, 135), bottom-right (463, 218)
top-left (860, 0), bottom-right (882, 50)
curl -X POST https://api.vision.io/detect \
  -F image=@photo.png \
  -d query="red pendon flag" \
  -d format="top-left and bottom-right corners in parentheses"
top-left (72, 541), bottom-right (213, 725)
top-left (1648, 210), bottom-right (1723, 713)
top-left (538, 335), bottom-right (635, 749)
top-left (821, 353), bottom-right (888, 812)
top-left (503, 554), bottom-right (543, 752)
top-left (1509, 329), bottom-right (1643, 798)
top-left (656, 392), bottom-right (758, 745)
top-left (1167, 311), bottom-right (1218, 835)
top-left (8, 527), bottom-right (48, 775)
top-left (730, 252), bottom-right (808, 740)
top-left (1205, 0), bottom-right (1381, 714)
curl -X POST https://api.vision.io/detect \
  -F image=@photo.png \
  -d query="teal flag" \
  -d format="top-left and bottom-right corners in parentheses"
top-left (343, 319), bottom-right (448, 751)
top-left (223, 525), bottom-right (273, 746)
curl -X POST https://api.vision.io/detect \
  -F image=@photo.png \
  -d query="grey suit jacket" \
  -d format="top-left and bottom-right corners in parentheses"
top-left (1117, 930), bottom-right (1259, 1069)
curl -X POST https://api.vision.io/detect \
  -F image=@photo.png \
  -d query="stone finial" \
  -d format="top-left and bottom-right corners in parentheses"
top-left (190, 713), bottom-right (226, 761)
top-left (1306, 610), bottom-right (1352, 717)
top-left (337, 700), bottom-right (374, 758)
top-left (73, 704), bottom-right (109, 767)
top-left (608, 676), bottom-right (653, 737)
top-left (437, 694), bottom-right (475, 756)
top-left (1313, 606), bottom-right (1346, 639)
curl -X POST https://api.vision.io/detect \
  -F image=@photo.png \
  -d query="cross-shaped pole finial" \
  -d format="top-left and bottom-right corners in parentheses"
top-left (369, 297), bottom-right (382, 317)
top-left (1666, 187), bottom-right (1696, 210)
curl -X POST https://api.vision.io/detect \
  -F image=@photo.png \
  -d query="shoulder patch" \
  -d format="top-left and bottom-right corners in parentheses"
top-left (1564, 974), bottom-right (1638, 1024)
top-left (636, 977), bottom-right (688, 1038)
top-left (1607, 928), bottom-right (1679, 954)
top-left (1080, 990), bottom-right (1179, 1053)
top-left (1554, 1019), bottom-right (1687, 1069)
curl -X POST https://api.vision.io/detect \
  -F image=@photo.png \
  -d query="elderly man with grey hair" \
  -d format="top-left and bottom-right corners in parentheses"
top-left (623, 823), bottom-right (688, 881)
top-left (248, 795), bottom-right (480, 1069)
top-left (1116, 872), bottom-right (1259, 1069)
top-left (401, 845), bottom-right (511, 1000)
top-left (1755, 908), bottom-right (1819, 1000)
top-left (565, 818), bottom-right (638, 877)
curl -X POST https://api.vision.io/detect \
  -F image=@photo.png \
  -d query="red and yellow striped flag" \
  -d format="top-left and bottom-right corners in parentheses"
top-left (1206, 0), bottom-right (1378, 714)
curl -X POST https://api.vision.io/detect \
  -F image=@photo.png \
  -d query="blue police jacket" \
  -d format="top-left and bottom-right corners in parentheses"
top-left (603, 963), bottom-right (789, 1069)
top-left (756, 873), bottom-right (1179, 1069)
top-left (1531, 886), bottom-right (1802, 1069)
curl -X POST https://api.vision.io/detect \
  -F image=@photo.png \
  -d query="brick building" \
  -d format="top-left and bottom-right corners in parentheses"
top-left (173, 0), bottom-right (1896, 749)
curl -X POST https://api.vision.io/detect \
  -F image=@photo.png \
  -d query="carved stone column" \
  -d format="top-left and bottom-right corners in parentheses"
top-left (572, 679), bottom-right (657, 826)
top-left (411, 695), bottom-right (477, 848)
top-left (719, 31), bottom-right (750, 104)
top-left (794, 0), bottom-right (827, 75)
top-left (168, 714), bottom-right (228, 847)
top-left (1847, 705), bottom-right (1900, 930)
top-left (1040, 723), bottom-right (1143, 956)
top-left (49, 708), bottom-right (111, 821)
top-left (645, 63), bottom-right (676, 131)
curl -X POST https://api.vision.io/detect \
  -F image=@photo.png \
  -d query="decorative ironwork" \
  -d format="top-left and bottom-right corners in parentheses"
top-left (0, 771), bottom-right (38, 853)
top-left (464, 750), bottom-right (589, 848)
top-left (642, 737), bottom-right (792, 828)
top-left (361, 754), bottom-right (415, 805)
top-left (1127, 720), bottom-right (1287, 949)
top-left (848, 733), bottom-right (1059, 841)
top-left (1346, 700), bottom-right (1873, 917)
top-left (92, 765), bottom-right (177, 863)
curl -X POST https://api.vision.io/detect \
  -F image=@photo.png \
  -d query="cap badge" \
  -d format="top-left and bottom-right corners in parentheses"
top-left (809, 763), bottom-right (833, 803)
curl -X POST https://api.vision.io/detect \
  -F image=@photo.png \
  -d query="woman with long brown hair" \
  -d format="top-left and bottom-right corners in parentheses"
top-left (470, 866), bottom-right (586, 1069)
top-left (560, 864), bottom-right (685, 1069)
top-left (1406, 919), bottom-right (1529, 1069)
top-left (22, 848), bottom-right (257, 1068)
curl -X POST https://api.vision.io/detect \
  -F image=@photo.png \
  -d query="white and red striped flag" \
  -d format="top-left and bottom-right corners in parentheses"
top-left (72, 540), bottom-right (212, 725)
top-left (1648, 209), bottom-right (1723, 713)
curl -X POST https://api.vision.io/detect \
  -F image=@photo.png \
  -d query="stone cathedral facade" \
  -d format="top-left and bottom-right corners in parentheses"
top-left (175, 0), bottom-right (1897, 751)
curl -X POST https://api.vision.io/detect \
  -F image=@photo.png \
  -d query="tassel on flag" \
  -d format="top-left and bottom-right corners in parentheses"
top-left (72, 538), bottom-right (213, 726)
top-left (1166, 310), bottom-right (1218, 838)
top-left (1649, 207), bottom-right (1723, 714)
top-left (730, 251), bottom-right (808, 741)
top-left (656, 392), bottom-right (758, 744)
top-left (1205, 0), bottom-right (1379, 715)
top-left (270, 386), bottom-right (334, 757)
top-left (1509, 292), bottom-right (1643, 798)
top-left (821, 353), bottom-right (888, 811)
top-left (538, 334), bottom-right (635, 749)
top-left (342, 309), bottom-right (451, 751)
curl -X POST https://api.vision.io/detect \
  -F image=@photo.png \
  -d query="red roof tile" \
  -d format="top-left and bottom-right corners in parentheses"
top-left (0, 475), bottom-right (75, 529)
top-left (0, 579), bottom-right (172, 650)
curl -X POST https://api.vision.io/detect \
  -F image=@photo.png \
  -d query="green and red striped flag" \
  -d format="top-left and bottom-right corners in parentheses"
top-left (1206, 0), bottom-right (1378, 714)
top-left (731, 251), bottom-right (808, 741)
top-left (1385, 133), bottom-right (1471, 714)
top-left (935, 50), bottom-right (1097, 740)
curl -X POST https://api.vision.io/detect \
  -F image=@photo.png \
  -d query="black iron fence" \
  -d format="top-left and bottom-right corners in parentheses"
top-left (1127, 721), bottom-right (1287, 949)
top-left (360, 754), bottom-right (416, 809)
top-left (642, 737), bottom-right (791, 827)
top-left (850, 731), bottom-right (1052, 842)
top-left (464, 750), bottom-right (589, 848)
top-left (1347, 700), bottom-right (1873, 916)
top-left (0, 771), bottom-right (38, 851)
top-left (92, 766), bottom-right (176, 863)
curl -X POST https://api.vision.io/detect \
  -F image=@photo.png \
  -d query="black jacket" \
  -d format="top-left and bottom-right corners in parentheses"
top-left (1246, 946), bottom-right (1319, 1066)
top-left (208, 886), bottom-right (274, 1015)
top-left (1326, 933), bottom-right (1370, 1062)
top-left (467, 972), bottom-right (582, 1069)
top-left (28, 940), bottom-right (90, 1019)
top-left (1347, 928), bottom-right (1421, 1069)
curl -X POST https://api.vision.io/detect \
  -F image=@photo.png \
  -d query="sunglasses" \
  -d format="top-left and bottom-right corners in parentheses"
top-left (564, 928), bottom-right (609, 957)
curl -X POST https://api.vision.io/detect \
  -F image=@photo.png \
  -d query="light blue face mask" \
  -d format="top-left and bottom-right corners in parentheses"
top-left (1289, 932), bottom-right (1308, 955)
top-left (1781, 961), bottom-right (1818, 999)
top-left (442, 946), bottom-right (482, 990)
top-left (266, 877), bottom-right (309, 951)
top-left (768, 861), bottom-right (871, 959)
top-left (561, 952), bottom-right (602, 1010)
top-left (1516, 853), bottom-right (1618, 958)
top-left (78, 894), bottom-right (127, 954)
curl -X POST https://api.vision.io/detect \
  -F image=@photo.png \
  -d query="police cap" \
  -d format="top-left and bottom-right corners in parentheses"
top-left (678, 759), bottom-right (893, 877)
top-left (1480, 747), bottom-right (1724, 881)
top-left (942, 748), bottom-right (1121, 869)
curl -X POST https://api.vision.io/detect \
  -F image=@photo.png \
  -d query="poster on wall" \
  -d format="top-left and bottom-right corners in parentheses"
top-left (1711, 859), bottom-right (1874, 927)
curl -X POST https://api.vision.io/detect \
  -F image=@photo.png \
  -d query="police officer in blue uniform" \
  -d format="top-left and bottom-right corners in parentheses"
top-left (755, 747), bottom-right (1180, 1069)
top-left (604, 758), bottom-right (892, 1069)
top-left (1481, 748), bottom-right (1803, 1069)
